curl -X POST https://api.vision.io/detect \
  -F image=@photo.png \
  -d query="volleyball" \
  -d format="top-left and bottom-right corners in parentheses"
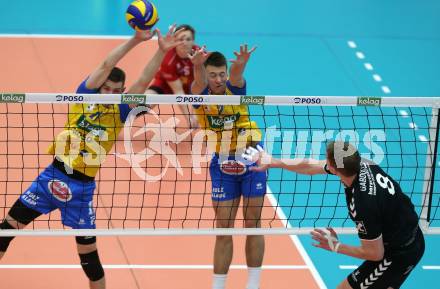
top-left (125, 0), bottom-right (159, 31)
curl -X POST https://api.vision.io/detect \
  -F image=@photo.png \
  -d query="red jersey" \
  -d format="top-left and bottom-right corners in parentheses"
top-left (150, 45), bottom-right (198, 94)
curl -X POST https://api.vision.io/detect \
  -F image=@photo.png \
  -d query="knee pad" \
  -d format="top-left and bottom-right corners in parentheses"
top-left (79, 250), bottom-right (105, 281)
top-left (8, 199), bottom-right (41, 225)
top-left (75, 236), bottom-right (97, 245)
top-left (0, 220), bottom-right (15, 252)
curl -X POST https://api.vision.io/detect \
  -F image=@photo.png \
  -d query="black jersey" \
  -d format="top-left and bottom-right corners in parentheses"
top-left (326, 159), bottom-right (419, 252)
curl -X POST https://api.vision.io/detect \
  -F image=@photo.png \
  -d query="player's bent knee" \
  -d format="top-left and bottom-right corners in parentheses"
top-left (0, 220), bottom-right (16, 252)
top-left (76, 236), bottom-right (97, 246)
top-left (244, 219), bottom-right (261, 228)
top-left (79, 250), bottom-right (105, 281)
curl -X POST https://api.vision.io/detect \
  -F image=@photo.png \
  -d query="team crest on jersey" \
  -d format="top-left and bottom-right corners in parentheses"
top-left (48, 180), bottom-right (72, 202)
top-left (220, 160), bottom-right (247, 175)
top-left (355, 221), bottom-right (367, 235)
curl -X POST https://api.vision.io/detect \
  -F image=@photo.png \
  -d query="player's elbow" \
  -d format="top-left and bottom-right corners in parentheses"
top-left (101, 59), bottom-right (116, 71)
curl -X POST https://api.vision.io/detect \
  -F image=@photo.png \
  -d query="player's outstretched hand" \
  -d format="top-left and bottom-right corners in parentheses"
top-left (188, 46), bottom-right (211, 66)
top-left (311, 228), bottom-right (341, 253)
top-left (157, 24), bottom-right (185, 53)
top-left (243, 145), bottom-right (272, 172)
top-left (230, 44), bottom-right (257, 66)
top-left (134, 29), bottom-right (156, 42)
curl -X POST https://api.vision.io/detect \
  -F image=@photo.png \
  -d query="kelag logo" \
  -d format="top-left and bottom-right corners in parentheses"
top-left (176, 96), bottom-right (204, 103)
top-left (56, 95), bottom-right (85, 102)
top-left (357, 97), bottom-right (382, 107)
top-left (240, 95), bottom-right (265, 105)
top-left (121, 94), bottom-right (146, 104)
top-left (293, 97), bottom-right (322, 104)
top-left (0, 93), bottom-right (25, 103)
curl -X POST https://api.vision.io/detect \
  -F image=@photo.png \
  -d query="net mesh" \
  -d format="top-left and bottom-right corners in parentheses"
top-left (0, 94), bottom-right (439, 235)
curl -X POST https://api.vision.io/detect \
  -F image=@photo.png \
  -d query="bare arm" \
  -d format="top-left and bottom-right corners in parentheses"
top-left (167, 79), bottom-right (185, 94)
top-left (311, 228), bottom-right (385, 261)
top-left (245, 145), bottom-right (327, 175)
top-left (128, 26), bottom-right (183, 95)
top-left (270, 158), bottom-right (327, 175)
top-left (338, 238), bottom-right (385, 261)
top-left (86, 31), bottom-right (153, 89)
top-left (229, 44), bottom-right (256, 88)
top-left (188, 47), bottom-right (210, 94)
top-left (127, 49), bottom-right (165, 94)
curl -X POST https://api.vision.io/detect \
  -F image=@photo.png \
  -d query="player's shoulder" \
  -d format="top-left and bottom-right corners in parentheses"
top-left (354, 159), bottom-right (379, 197)
top-left (77, 78), bottom-right (99, 94)
top-left (226, 79), bottom-right (246, 95)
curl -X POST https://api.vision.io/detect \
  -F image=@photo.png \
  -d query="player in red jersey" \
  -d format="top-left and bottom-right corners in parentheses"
top-left (147, 24), bottom-right (199, 127)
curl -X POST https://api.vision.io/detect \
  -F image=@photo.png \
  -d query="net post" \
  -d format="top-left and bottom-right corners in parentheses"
top-left (420, 107), bottom-right (440, 233)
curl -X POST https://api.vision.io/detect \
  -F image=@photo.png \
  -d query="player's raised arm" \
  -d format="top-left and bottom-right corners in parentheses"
top-left (188, 46), bottom-right (211, 94)
top-left (244, 145), bottom-right (327, 175)
top-left (229, 44), bottom-right (256, 88)
top-left (128, 25), bottom-right (183, 94)
top-left (85, 30), bottom-right (155, 90)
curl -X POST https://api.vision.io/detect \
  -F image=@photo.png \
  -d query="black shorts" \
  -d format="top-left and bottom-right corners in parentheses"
top-left (347, 228), bottom-right (425, 289)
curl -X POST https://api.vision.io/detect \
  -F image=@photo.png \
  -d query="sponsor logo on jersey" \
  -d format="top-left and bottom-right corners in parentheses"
top-left (121, 94), bottom-right (146, 104)
top-left (21, 191), bottom-right (39, 206)
top-left (220, 160), bottom-right (247, 175)
top-left (357, 96), bottom-right (382, 107)
top-left (48, 180), bottom-right (73, 202)
top-left (240, 95), bottom-right (265, 105)
top-left (207, 113), bottom-right (241, 129)
top-left (351, 270), bottom-right (361, 282)
top-left (76, 115), bottom-right (106, 136)
top-left (358, 162), bottom-right (377, 195)
top-left (0, 93), bottom-right (25, 103)
top-left (212, 187), bottom-right (226, 199)
top-left (256, 182), bottom-right (264, 190)
top-left (355, 221), bottom-right (367, 235)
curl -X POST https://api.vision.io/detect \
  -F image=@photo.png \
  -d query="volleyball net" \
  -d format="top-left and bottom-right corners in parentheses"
top-left (0, 93), bottom-right (439, 236)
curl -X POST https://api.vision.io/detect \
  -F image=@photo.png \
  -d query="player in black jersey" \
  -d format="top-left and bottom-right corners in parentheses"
top-left (244, 141), bottom-right (425, 289)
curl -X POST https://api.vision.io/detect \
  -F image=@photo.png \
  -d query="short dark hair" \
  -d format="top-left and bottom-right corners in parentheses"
top-left (176, 24), bottom-right (196, 39)
top-left (326, 141), bottom-right (361, 177)
top-left (205, 51), bottom-right (227, 68)
top-left (107, 67), bottom-right (126, 85)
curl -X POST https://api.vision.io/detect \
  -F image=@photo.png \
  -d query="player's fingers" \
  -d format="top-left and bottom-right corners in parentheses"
top-left (173, 28), bottom-right (185, 37)
top-left (155, 28), bottom-right (162, 39)
top-left (233, 51), bottom-right (240, 58)
top-left (242, 152), bottom-right (252, 160)
top-left (248, 146), bottom-right (259, 154)
top-left (168, 24), bottom-right (176, 34)
top-left (240, 44), bottom-right (244, 54)
top-left (249, 46), bottom-right (257, 54)
top-left (244, 44), bottom-right (249, 52)
top-left (314, 228), bottom-right (326, 236)
top-left (327, 227), bottom-right (337, 236)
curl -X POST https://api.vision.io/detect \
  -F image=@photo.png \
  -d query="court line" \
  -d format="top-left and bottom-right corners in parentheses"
top-left (266, 187), bottom-right (328, 289)
top-left (341, 265), bottom-right (440, 271)
top-left (0, 264), bottom-right (309, 270)
top-left (346, 40), bottom-right (391, 95)
top-left (422, 266), bottom-right (440, 270)
top-left (0, 34), bottom-right (133, 39)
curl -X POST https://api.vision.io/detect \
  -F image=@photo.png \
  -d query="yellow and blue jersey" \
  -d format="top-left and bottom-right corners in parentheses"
top-left (48, 79), bottom-right (131, 177)
top-left (192, 80), bottom-right (262, 154)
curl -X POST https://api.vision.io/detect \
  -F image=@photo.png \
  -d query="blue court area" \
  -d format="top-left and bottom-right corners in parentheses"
top-left (1, 0), bottom-right (440, 288)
